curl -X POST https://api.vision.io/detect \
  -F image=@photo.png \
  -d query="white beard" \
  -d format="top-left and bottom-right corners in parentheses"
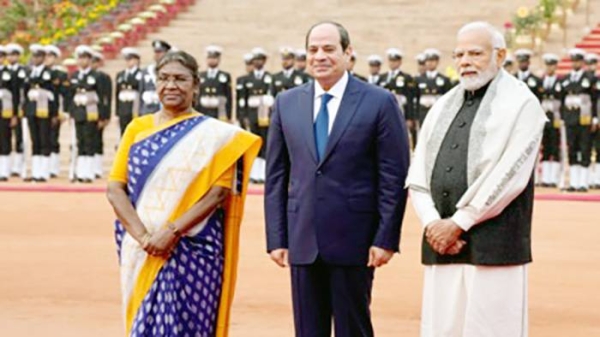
top-left (459, 59), bottom-right (499, 91)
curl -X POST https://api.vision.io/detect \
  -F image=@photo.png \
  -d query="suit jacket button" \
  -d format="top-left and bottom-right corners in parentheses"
top-left (445, 166), bottom-right (453, 172)
top-left (443, 191), bottom-right (449, 197)
top-left (316, 170), bottom-right (322, 176)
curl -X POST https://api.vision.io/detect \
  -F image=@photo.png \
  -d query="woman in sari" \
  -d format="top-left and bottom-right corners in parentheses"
top-left (107, 50), bottom-right (261, 337)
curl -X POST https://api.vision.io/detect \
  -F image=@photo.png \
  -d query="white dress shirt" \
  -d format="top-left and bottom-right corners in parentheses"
top-left (313, 71), bottom-right (349, 134)
top-left (31, 64), bottom-right (44, 78)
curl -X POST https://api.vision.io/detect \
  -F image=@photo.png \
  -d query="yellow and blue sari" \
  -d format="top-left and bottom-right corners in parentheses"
top-left (110, 113), bottom-right (260, 337)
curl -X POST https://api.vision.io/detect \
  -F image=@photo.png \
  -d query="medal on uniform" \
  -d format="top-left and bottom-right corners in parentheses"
top-left (294, 76), bottom-right (302, 86)
top-left (527, 78), bottom-right (536, 87)
top-left (87, 76), bottom-right (96, 85)
top-left (2, 72), bottom-right (10, 81)
top-left (264, 75), bottom-right (272, 84)
top-left (582, 78), bottom-right (590, 88)
top-left (419, 82), bottom-right (426, 89)
top-left (562, 80), bottom-right (570, 86)
top-left (18, 69), bottom-right (25, 78)
top-left (42, 71), bottom-right (51, 81)
top-left (555, 84), bottom-right (561, 92)
top-left (246, 82), bottom-right (254, 88)
top-left (396, 77), bottom-right (405, 87)
top-left (136, 73), bottom-right (142, 81)
top-left (219, 74), bottom-right (227, 83)
top-left (436, 77), bottom-right (444, 87)
top-left (200, 78), bottom-right (205, 84)
top-left (275, 80), bottom-right (282, 87)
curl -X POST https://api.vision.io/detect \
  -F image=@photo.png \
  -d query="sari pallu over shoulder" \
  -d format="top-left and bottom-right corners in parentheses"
top-left (115, 114), bottom-right (261, 337)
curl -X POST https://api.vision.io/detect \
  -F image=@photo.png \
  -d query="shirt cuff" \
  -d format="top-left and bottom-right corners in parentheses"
top-left (451, 208), bottom-right (478, 232)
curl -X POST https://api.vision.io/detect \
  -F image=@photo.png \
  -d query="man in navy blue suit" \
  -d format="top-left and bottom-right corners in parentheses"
top-left (265, 21), bottom-right (410, 337)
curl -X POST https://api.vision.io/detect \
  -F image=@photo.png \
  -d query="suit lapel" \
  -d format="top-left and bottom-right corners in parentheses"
top-left (318, 76), bottom-right (362, 167)
top-left (300, 84), bottom-right (318, 164)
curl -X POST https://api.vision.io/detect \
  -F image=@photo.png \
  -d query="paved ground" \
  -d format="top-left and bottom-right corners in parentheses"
top-left (0, 191), bottom-right (598, 336)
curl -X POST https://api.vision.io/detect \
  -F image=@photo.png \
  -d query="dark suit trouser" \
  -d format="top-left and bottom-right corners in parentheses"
top-left (541, 126), bottom-right (560, 161)
top-left (0, 118), bottom-right (11, 155)
top-left (566, 125), bottom-right (592, 166)
top-left (28, 116), bottom-right (51, 156)
top-left (75, 121), bottom-right (97, 156)
top-left (291, 259), bottom-right (374, 337)
top-left (594, 130), bottom-right (600, 163)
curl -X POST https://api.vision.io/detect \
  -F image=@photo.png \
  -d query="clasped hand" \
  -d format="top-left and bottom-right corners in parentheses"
top-left (425, 219), bottom-right (466, 255)
top-left (139, 228), bottom-right (180, 257)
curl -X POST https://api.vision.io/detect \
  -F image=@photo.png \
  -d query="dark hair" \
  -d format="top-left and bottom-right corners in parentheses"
top-left (305, 21), bottom-right (351, 51)
top-left (156, 50), bottom-right (200, 86)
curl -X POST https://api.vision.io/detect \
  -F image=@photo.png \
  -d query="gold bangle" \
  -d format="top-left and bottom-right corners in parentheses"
top-left (167, 222), bottom-right (182, 238)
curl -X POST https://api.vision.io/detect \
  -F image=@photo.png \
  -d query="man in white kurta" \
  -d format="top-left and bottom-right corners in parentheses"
top-left (406, 22), bottom-right (546, 337)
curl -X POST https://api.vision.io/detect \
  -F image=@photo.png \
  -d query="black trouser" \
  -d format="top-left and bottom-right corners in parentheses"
top-left (291, 258), bottom-right (375, 337)
top-left (566, 124), bottom-right (592, 166)
top-left (594, 130), bottom-right (600, 163)
top-left (0, 118), bottom-right (11, 155)
top-left (50, 119), bottom-right (60, 154)
top-left (28, 116), bottom-right (52, 156)
top-left (93, 124), bottom-right (104, 155)
top-left (250, 121), bottom-right (268, 158)
top-left (75, 121), bottom-right (97, 156)
top-left (118, 114), bottom-right (133, 136)
top-left (541, 125), bottom-right (560, 161)
top-left (11, 117), bottom-right (23, 153)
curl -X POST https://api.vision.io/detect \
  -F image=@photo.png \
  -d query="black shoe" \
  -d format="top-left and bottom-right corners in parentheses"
top-left (37, 178), bottom-right (47, 183)
top-left (84, 179), bottom-right (93, 184)
top-left (50, 173), bottom-right (58, 178)
top-left (566, 186), bottom-right (576, 192)
top-left (548, 183), bottom-right (557, 188)
top-left (577, 187), bottom-right (588, 193)
top-left (95, 174), bottom-right (102, 179)
top-left (23, 177), bottom-right (32, 182)
top-left (540, 183), bottom-right (549, 187)
top-left (10, 172), bottom-right (19, 177)
top-left (0, 177), bottom-right (8, 182)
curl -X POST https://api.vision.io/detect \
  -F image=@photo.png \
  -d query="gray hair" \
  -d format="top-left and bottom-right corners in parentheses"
top-left (457, 21), bottom-right (506, 49)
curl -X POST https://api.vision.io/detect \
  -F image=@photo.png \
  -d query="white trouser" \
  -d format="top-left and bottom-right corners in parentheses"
top-left (421, 264), bottom-right (528, 337)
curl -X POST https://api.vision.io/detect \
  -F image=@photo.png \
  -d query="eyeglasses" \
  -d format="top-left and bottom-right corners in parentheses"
top-left (157, 74), bottom-right (193, 86)
top-left (452, 48), bottom-right (499, 61)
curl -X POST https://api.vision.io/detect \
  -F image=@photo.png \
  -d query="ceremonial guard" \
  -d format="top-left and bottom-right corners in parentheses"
top-left (195, 45), bottom-right (232, 121)
top-left (44, 45), bottom-right (69, 178)
top-left (91, 51), bottom-right (112, 178)
top-left (115, 47), bottom-right (142, 135)
top-left (503, 54), bottom-right (516, 75)
top-left (235, 53), bottom-right (254, 127)
top-left (585, 53), bottom-right (600, 188)
top-left (66, 45), bottom-right (103, 183)
top-left (271, 47), bottom-right (310, 97)
top-left (347, 51), bottom-right (367, 81)
top-left (562, 49), bottom-right (598, 192)
top-left (139, 40), bottom-right (171, 116)
top-left (515, 49), bottom-right (543, 100)
top-left (240, 48), bottom-right (274, 183)
top-left (539, 53), bottom-right (564, 187)
top-left (416, 48), bottom-right (452, 125)
top-left (23, 44), bottom-right (58, 182)
top-left (0, 46), bottom-right (13, 181)
top-left (416, 53), bottom-right (427, 77)
top-left (380, 48), bottom-right (417, 144)
top-left (5, 43), bottom-right (27, 177)
top-left (366, 54), bottom-right (383, 85)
